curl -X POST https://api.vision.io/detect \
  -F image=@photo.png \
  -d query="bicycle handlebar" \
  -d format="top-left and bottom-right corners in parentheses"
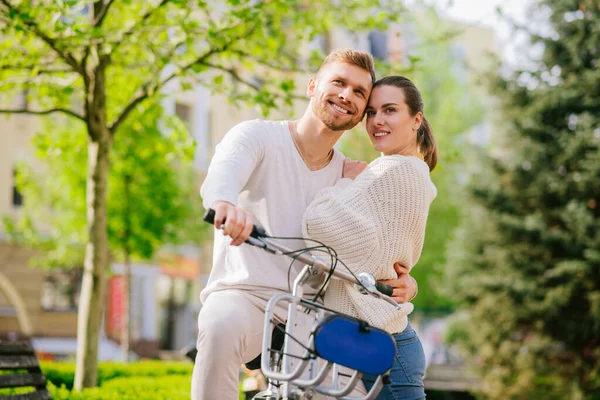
top-left (203, 208), bottom-right (268, 239)
top-left (203, 208), bottom-right (395, 302)
top-left (375, 281), bottom-right (394, 297)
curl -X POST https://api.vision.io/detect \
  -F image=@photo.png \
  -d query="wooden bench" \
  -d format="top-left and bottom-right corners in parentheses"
top-left (0, 342), bottom-right (50, 400)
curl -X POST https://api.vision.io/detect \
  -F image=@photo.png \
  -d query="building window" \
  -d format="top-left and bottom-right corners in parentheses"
top-left (175, 102), bottom-right (193, 134)
top-left (18, 88), bottom-right (29, 109)
top-left (41, 269), bottom-right (82, 312)
top-left (369, 30), bottom-right (388, 61)
top-left (311, 32), bottom-right (332, 55)
top-left (12, 169), bottom-right (23, 208)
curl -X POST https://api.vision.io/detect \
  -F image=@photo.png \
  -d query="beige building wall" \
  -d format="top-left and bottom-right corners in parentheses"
top-left (0, 242), bottom-right (77, 338)
top-left (0, 113), bottom-right (40, 221)
top-left (208, 92), bottom-right (310, 152)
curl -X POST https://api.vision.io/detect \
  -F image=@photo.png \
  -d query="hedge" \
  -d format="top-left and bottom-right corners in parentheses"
top-left (20, 361), bottom-right (251, 399)
top-left (48, 375), bottom-right (191, 400)
top-left (41, 361), bottom-right (193, 390)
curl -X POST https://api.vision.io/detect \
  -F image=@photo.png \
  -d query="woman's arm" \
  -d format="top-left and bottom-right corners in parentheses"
top-left (303, 157), bottom-right (434, 277)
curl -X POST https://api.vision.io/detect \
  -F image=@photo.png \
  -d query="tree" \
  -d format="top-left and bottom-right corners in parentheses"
top-left (446, 1), bottom-right (600, 397)
top-left (108, 103), bottom-right (205, 360)
top-left (339, 7), bottom-right (485, 312)
top-left (0, 0), bottom-right (404, 388)
top-left (5, 101), bottom-right (205, 360)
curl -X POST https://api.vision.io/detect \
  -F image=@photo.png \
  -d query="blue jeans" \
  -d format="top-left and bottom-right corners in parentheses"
top-left (362, 321), bottom-right (426, 400)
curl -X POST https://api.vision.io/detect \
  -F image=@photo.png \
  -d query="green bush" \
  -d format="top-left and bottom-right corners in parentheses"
top-left (41, 361), bottom-right (193, 390)
top-left (48, 375), bottom-right (191, 399)
top-left (40, 361), bottom-right (257, 399)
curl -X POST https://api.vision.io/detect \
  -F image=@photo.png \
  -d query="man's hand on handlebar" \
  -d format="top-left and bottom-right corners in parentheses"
top-left (378, 263), bottom-right (417, 304)
top-left (212, 201), bottom-right (255, 246)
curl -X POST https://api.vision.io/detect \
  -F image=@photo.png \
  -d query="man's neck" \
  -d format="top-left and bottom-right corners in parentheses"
top-left (294, 111), bottom-right (344, 161)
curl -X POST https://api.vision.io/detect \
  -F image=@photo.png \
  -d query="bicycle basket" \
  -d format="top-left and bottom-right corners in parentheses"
top-left (313, 314), bottom-right (396, 376)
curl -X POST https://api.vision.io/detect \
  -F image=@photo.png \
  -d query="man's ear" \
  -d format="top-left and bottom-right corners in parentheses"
top-left (307, 77), bottom-right (317, 97)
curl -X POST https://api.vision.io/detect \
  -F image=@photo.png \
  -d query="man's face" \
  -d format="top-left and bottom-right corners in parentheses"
top-left (308, 61), bottom-right (372, 131)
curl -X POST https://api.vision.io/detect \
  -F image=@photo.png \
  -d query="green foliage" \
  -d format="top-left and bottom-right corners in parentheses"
top-left (0, 0), bottom-right (408, 119)
top-left (409, 9), bottom-right (486, 313)
top-left (337, 127), bottom-right (380, 163)
top-left (41, 361), bottom-right (192, 390)
top-left (339, 7), bottom-right (485, 312)
top-left (5, 102), bottom-right (205, 267)
top-left (48, 376), bottom-right (191, 400)
top-left (1, 361), bottom-right (192, 398)
top-left (446, 0), bottom-right (600, 398)
top-left (41, 361), bottom-right (248, 399)
top-left (107, 102), bottom-right (205, 261)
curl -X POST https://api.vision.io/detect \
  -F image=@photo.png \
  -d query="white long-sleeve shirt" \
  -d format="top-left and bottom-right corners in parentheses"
top-left (200, 119), bottom-right (345, 302)
top-left (302, 155), bottom-right (437, 334)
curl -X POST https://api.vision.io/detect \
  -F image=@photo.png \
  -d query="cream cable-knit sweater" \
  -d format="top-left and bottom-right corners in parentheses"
top-left (302, 155), bottom-right (437, 334)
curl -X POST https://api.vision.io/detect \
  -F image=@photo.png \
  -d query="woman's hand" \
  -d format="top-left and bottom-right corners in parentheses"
top-left (378, 263), bottom-right (418, 304)
top-left (342, 158), bottom-right (367, 180)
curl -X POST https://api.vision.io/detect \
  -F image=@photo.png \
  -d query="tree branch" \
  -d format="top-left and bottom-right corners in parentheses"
top-left (199, 62), bottom-right (261, 91)
top-left (108, 12), bottom-right (266, 135)
top-left (93, 0), bottom-right (116, 27)
top-left (0, 0), bottom-right (83, 75)
top-left (0, 107), bottom-right (85, 121)
top-left (198, 61), bottom-right (304, 101)
top-left (108, 30), bottom-right (247, 135)
top-left (0, 64), bottom-right (75, 74)
top-left (108, 82), bottom-right (151, 135)
top-left (107, 0), bottom-right (172, 58)
top-left (230, 49), bottom-right (311, 74)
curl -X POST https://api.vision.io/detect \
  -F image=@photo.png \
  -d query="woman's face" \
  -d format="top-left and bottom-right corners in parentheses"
top-left (365, 85), bottom-right (422, 156)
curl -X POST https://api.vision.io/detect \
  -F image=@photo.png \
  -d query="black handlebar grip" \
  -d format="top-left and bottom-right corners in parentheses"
top-left (375, 281), bottom-right (394, 297)
top-left (203, 208), bottom-right (268, 238)
top-left (203, 208), bottom-right (217, 225)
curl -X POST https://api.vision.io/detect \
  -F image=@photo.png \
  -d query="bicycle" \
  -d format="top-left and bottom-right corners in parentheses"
top-left (204, 209), bottom-right (401, 400)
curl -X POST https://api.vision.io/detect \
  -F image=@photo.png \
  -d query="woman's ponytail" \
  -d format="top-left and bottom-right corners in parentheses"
top-left (417, 116), bottom-right (437, 171)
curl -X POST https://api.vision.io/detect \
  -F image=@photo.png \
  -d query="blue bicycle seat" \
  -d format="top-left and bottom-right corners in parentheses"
top-left (313, 314), bottom-right (396, 376)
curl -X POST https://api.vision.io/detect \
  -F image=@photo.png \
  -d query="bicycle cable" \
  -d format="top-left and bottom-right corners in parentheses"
top-left (267, 235), bottom-right (371, 296)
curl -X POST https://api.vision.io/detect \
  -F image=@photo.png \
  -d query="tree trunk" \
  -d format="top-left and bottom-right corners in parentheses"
top-left (74, 132), bottom-right (112, 389)
top-left (74, 58), bottom-right (111, 390)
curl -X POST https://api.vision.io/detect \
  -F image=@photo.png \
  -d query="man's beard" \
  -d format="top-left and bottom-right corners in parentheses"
top-left (312, 99), bottom-right (361, 132)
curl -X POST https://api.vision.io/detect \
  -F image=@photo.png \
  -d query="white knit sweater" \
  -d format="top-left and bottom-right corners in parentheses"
top-left (302, 155), bottom-right (437, 334)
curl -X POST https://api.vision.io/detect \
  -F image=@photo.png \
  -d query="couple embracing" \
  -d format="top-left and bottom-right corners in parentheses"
top-left (194, 49), bottom-right (437, 400)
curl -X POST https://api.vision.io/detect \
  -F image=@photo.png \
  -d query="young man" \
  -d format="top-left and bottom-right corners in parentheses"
top-left (192, 49), bottom-right (417, 400)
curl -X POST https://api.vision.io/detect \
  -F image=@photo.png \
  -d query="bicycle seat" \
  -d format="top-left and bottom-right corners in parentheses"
top-left (313, 314), bottom-right (396, 376)
top-left (245, 323), bottom-right (286, 370)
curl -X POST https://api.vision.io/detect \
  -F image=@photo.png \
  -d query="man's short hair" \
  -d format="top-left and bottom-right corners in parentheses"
top-left (317, 49), bottom-right (376, 85)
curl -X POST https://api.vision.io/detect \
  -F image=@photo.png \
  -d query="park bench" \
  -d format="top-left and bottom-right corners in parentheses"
top-left (0, 342), bottom-right (50, 400)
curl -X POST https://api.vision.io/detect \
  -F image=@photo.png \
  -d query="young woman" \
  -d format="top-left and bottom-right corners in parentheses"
top-left (303, 76), bottom-right (437, 400)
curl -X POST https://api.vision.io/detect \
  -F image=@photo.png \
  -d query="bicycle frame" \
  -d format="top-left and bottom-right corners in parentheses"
top-left (249, 236), bottom-right (399, 400)
top-left (202, 209), bottom-right (400, 400)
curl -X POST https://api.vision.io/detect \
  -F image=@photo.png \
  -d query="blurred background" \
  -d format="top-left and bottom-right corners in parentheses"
top-left (0, 0), bottom-right (598, 398)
